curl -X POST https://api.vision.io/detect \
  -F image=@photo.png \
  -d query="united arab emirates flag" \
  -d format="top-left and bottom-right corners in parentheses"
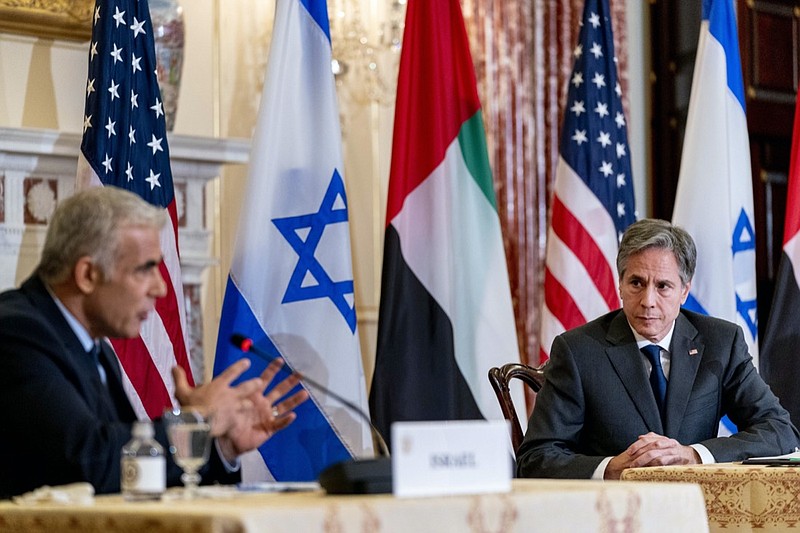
top-left (761, 91), bottom-right (800, 428)
top-left (369, 0), bottom-right (523, 446)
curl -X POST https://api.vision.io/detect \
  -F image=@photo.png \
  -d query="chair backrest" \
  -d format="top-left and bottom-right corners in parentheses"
top-left (488, 362), bottom-right (547, 456)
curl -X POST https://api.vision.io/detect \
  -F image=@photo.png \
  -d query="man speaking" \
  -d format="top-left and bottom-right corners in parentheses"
top-left (0, 186), bottom-right (308, 498)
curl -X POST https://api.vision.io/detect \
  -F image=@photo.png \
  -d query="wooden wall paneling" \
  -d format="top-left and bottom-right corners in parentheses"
top-left (740, 0), bottom-right (798, 340)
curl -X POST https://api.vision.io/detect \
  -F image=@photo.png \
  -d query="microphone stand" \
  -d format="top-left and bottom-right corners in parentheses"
top-left (230, 334), bottom-right (390, 458)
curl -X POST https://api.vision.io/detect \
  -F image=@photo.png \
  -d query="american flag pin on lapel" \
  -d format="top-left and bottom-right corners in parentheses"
top-left (689, 348), bottom-right (698, 356)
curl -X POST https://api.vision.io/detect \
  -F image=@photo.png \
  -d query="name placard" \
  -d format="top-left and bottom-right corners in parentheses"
top-left (391, 420), bottom-right (512, 498)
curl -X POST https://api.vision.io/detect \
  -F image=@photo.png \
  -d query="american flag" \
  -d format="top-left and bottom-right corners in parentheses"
top-left (78, 0), bottom-right (192, 419)
top-left (539, 0), bottom-right (637, 362)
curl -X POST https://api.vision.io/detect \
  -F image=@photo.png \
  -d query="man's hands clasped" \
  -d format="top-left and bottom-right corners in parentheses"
top-left (604, 432), bottom-right (701, 480)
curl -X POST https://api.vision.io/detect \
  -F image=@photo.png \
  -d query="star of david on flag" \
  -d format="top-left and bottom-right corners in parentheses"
top-left (672, 0), bottom-right (759, 364)
top-left (213, 0), bottom-right (372, 482)
top-left (672, 0), bottom-right (758, 435)
top-left (273, 169), bottom-right (357, 333)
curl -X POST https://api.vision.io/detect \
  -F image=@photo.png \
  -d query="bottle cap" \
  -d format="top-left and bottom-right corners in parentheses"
top-left (132, 420), bottom-right (154, 438)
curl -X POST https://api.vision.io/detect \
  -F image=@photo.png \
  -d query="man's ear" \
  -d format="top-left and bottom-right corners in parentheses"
top-left (73, 256), bottom-right (100, 294)
top-left (680, 280), bottom-right (692, 304)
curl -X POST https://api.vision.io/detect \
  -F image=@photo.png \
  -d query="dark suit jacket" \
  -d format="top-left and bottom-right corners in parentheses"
top-left (516, 309), bottom-right (800, 479)
top-left (0, 275), bottom-right (236, 499)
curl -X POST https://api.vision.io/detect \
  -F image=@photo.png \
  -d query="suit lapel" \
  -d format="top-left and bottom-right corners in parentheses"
top-left (22, 276), bottom-right (126, 422)
top-left (664, 313), bottom-right (703, 436)
top-left (23, 277), bottom-right (100, 395)
top-left (605, 312), bottom-right (663, 433)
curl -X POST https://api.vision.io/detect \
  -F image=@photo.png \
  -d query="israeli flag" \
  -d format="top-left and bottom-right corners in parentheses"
top-left (672, 0), bottom-right (757, 434)
top-left (213, 0), bottom-right (372, 480)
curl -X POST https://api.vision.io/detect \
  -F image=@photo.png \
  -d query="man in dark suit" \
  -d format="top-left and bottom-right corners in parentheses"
top-left (0, 186), bottom-right (308, 498)
top-left (517, 218), bottom-right (800, 480)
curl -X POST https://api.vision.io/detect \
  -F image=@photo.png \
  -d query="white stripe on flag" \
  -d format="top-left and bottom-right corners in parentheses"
top-left (539, 306), bottom-right (564, 362)
top-left (137, 311), bottom-right (178, 404)
top-left (77, 153), bottom-right (182, 413)
top-left (120, 365), bottom-right (148, 421)
top-left (554, 159), bottom-right (620, 270)
top-left (545, 228), bottom-right (613, 321)
top-left (393, 138), bottom-right (524, 423)
top-left (214, 0), bottom-right (372, 480)
top-left (672, 14), bottom-right (759, 365)
top-left (160, 213), bottom-right (189, 346)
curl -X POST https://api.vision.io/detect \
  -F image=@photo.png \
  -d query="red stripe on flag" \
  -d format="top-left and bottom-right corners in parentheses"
top-left (111, 336), bottom-right (172, 419)
top-left (544, 268), bottom-right (586, 332)
top-left (155, 261), bottom-right (193, 386)
top-left (784, 93), bottom-right (800, 245)
top-left (551, 196), bottom-right (618, 309)
top-left (539, 347), bottom-right (549, 365)
top-left (385, 0), bottom-right (482, 226)
top-left (166, 201), bottom-right (181, 259)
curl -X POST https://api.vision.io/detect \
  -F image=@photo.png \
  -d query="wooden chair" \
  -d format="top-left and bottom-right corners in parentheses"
top-left (488, 362), bottom-right (547, 456)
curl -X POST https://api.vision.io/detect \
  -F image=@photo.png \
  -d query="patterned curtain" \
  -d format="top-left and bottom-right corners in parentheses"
top-left (461, 0), bottom-right (629, 377)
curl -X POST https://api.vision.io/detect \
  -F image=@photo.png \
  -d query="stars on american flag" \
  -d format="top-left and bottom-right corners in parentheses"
top-left (79, 0), bottom-right (189, 422)
top-left (561, 8), bottom-right (635, 232)
top-left (110, 43), bottom-right (123, 63)
top-left (113, 7), bottom-right (125, 27)
top-left (131, 17), bottom-right (146, 38)
top-left (108, 80), bottom-right (120, 100)
top-left (147, 134), bottom-right (163, 154)
top-left (151, 98), bottom-right (164, 119)
top-left (105, 117), bottom-right (116, 138)
top-left (132, 53), bottom-right (142, 73)
top-left (81, 1), bottom-right (172, 197)
top-left (145, 169), bottom-right (161, 190)
top-left (542, 0), bottom-right (635, 362)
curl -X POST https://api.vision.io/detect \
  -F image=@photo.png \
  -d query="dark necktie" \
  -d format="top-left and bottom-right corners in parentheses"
top-left (641, 344), bottom-right (667, 420)
top-left (89, 343), bottom-right (107, 386)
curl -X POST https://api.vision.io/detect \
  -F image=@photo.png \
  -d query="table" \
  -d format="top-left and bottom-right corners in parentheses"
top-left (622, 462), bottom-right (800, 531)
top-left (0, 479), bottom-right (707, 532)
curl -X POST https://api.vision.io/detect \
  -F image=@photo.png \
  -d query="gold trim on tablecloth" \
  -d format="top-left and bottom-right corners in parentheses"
top-left (622, 462), bottom-right (800, 531)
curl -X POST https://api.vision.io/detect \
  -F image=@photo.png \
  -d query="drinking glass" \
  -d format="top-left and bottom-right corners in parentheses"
top-left (163, 407), bottom-right (212, 498)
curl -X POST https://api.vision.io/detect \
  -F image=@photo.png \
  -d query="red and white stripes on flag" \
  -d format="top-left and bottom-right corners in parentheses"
top-left (539, 0), bottom-right (637, 363)
top-left (76, 0), bottom-right (192, 420)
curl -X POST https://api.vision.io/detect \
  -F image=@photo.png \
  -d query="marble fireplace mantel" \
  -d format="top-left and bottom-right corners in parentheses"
top-left (0, 126), bottom-right (250, 376)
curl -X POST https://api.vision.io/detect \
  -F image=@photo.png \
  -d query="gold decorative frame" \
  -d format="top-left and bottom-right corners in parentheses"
top-left (0, 0), bottom-right (94, 42)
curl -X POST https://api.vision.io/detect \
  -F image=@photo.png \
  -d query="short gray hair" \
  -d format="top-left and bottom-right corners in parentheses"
top-left (616, 218), bottom-right (696, 286)
top-left (38, 186), bottom-right (167, 284)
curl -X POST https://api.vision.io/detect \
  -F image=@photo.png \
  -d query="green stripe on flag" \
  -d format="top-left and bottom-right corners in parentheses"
top-left (457, 111), bottom-right (497, 211)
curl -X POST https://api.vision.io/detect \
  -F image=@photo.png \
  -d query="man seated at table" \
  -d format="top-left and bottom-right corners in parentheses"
top-left (517, 218), bottom-right (800, 480)
top-left (0, 186), bottom-right (309, 499)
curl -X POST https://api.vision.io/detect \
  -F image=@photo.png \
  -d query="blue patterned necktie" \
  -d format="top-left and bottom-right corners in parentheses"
top-left (641, 344), bottom-right (667, 420)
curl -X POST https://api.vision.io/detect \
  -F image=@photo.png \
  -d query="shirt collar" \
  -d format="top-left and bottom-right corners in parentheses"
top-left (45, 284), bottom-right (95, 353)
top-left (629, 319), bottom-right (676, 353)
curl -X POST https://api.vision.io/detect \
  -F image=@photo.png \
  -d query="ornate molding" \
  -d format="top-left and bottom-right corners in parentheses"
top-left (0, 126), bottom-right (249, 367)
top-left (0, 0), bottom-right (94, 42)
top-left (0, 127), bottom-right (249, 288)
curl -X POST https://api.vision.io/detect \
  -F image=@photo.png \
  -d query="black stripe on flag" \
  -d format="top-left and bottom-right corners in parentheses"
top-left (761, 251), bottom-right (800, 428)
top-left (370, 226), bottom-right (483, 447)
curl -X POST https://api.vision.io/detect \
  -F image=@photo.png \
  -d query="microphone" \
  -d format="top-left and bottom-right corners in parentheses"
top-left (230, 334), bottom-right (390, 458)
